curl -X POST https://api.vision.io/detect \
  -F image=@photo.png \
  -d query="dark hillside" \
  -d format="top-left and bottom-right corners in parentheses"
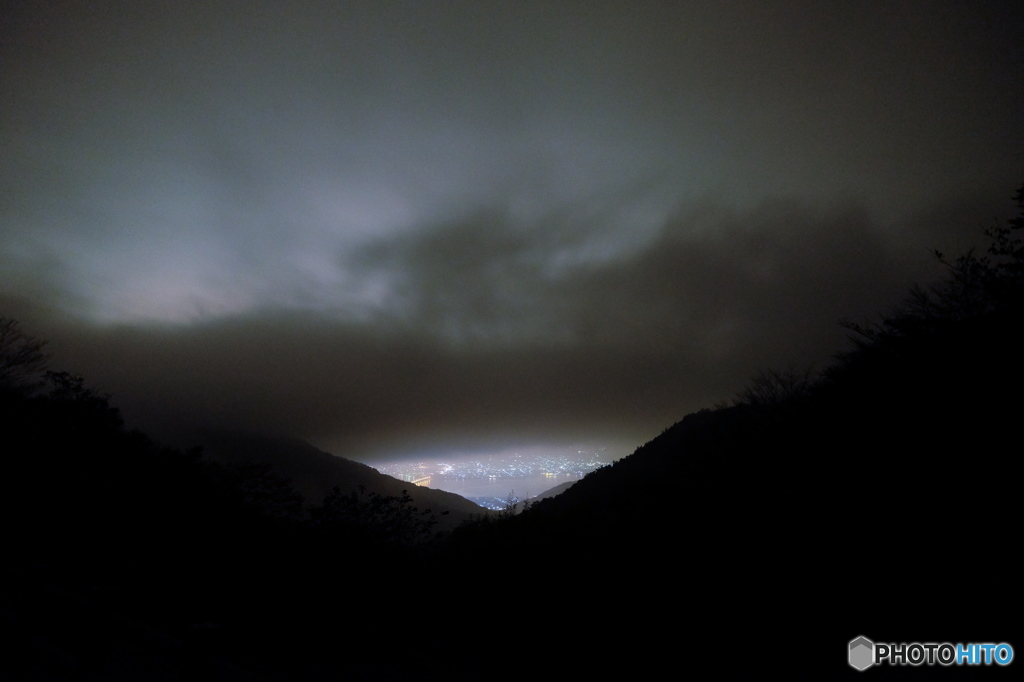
top-left (195, 429), bottom-right (484, 530)
top-left (4, 305), bottom-right (1017, 680)
top-left (3, 187), bottom-right (1022, 680)
top-left (0, 371), bottom-right (451, 680)
top-left (437, 195), bottom-right (1024, 679)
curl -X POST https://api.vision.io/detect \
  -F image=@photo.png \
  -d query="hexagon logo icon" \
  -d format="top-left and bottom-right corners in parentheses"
top-left (849, 636), bottom-right (874, 671)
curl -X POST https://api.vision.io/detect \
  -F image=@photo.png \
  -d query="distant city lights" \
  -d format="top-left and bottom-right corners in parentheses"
top-left (373, 445), bottom-right (612, 503)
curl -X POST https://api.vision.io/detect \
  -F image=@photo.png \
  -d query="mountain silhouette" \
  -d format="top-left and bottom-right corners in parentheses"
top-left (193, 429), bottom-right (484, 531)
top-left (3, 186), bottom-right (1022, 680)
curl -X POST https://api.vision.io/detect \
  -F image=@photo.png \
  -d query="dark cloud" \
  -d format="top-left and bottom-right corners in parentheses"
top-left (2, 2), bottom-right (1022, 462)
top-left (14, 195), bottom-right (993, 462)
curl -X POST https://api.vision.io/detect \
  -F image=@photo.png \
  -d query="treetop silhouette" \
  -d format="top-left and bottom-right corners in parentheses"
top-left (0, 317), bottom-right (48, 391)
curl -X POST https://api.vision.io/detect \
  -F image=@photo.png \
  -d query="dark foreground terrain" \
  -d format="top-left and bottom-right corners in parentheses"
top-left (3, 191), bottom-right (1023, 680)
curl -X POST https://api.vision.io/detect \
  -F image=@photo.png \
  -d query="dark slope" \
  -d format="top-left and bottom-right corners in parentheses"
top-left (436, 306), bottom-right (1022, 680)
top-left (4, 305), bottom-right (1019, 681)
top-left (530, 478), bottom-right (577, 501)
top-left (194, 430), bottom-right (483, 531)
top-left (5, 190), bottom-right (1022, 680)
top-left (0, 375), bottom-right (458, 681)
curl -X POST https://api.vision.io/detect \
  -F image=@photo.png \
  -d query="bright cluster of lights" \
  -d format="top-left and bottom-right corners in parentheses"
top-left (375, 446), bottom-right (611, 491)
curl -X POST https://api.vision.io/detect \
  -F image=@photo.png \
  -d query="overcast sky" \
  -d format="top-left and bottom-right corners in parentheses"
top-left (2, 1), bottom-right (1022, 462)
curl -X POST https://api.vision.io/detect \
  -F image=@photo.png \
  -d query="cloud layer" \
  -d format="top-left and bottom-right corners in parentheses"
top-left (14, 194), bottom-right (996, 461)
top-left (2, 1), bottom-right (1022, 460)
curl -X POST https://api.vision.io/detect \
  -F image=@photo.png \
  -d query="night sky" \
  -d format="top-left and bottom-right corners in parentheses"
top-left (2, 1), bottom-right (1022, 463)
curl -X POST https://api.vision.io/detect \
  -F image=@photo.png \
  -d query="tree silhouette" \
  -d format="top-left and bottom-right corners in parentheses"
top-left (0, 317), bottom-right (48, 390)
top-left (840, 182), bottom-right (1024, 352)
top-left (309, 485), bottom-right (440, 546)
top-left (735, 366), bottom-right (814, 407)
top-left (499, 490), bottom-right (519, 519)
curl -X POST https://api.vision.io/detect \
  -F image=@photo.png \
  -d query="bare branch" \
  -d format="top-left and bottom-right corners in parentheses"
top-left (0, 317), bottom-right (49, 389)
